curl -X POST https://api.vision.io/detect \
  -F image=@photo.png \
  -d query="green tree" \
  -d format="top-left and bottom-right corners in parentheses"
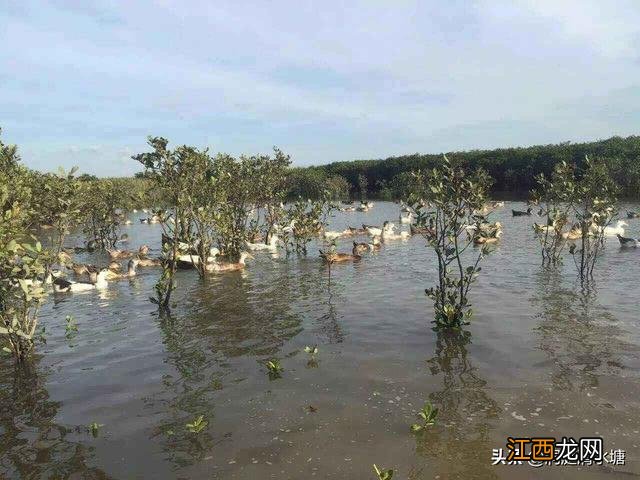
top-left (410, 156), bottom-right (492, 330)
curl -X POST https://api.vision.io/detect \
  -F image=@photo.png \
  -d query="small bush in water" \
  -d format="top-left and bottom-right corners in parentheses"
top-left (410, 401), bottom-right (438, 433)
top-left (373, 464), bottom-right (393, 480)
top-left (185, 415), bottom-right (208, 434)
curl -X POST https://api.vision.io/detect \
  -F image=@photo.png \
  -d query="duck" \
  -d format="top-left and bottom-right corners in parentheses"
top-left (562, 226), bottom-right (583, 241)
top-left (344, 226), bottom-right (367, 235)
top-left (399, 211), bottom-right (413, 224)
top-left (353, 236), bottom-right (381, 254)
top-left (627, 211), bottom-right (639, 219)
top-left (381, 228), bottom-right (410, 241)
top-left (53, 268), bottom-right (110, 293)
top-left (492, 201), bottom-right (505, 208)
top-left (106, 259), bottom-right (139, 279)
top-left (512, 207), bottom-right (533, 217)
top-left (323, 230), bottom-right (346, 241)
top-left (467, 221), bottom-right (503, 238)
top-left (593, 220), bottom-right (627, 237)
top-left (357, 201), bottom-right (374, 212)
top-left (246, 234), bottom-right (279, 252)
top-left (136, 256), bottom-right (162, 267)
top-left (177, 247), bottom-right (221, 267)
top-left (70, 262), bottom-right (97, 277)
top-left (205, 252), bottom-right (253, 272)
top-left (533, 221), bottom-right (559, 235)
top-left (108, 261), bottom-right (122, 272)
top-left (474, 230), bottom-right (503, 245)
top-left (319, 245), bottom-right (362, 263)
top-left (617, 233), bottom-right (639, 248)
top-left (124, 219), bottom-right (133, 225)
top-left (363, 221), bottom-right (393, 237)
top-left (140, 218), bottom-right (151, 224)
top-left (107, 245), bottom-right (149, 260)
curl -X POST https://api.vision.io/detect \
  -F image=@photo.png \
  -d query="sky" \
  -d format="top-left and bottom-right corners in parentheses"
top-left (1, 0), bottom-right (639, 176)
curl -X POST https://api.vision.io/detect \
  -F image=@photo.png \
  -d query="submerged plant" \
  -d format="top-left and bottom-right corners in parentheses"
top-left (410, 401), bottom-right (438, 432)
top-left (88, 422), bottom-right (104, 437)
top-left (185, 415), bottom-right (208, 434)
top-left (64, 315), bottom-right (78, 338)
top-left (373, 464), bottom-right (394, 480)
top-left (265, 359), bottom-right (283, 378)
top-left (303, 345), bottom-right (318, 356)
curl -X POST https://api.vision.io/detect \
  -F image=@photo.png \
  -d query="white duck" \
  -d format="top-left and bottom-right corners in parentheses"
top-left (382, 228), bottom-right (410, 241)
top-left (53, 269), bottom-right (109, 293)
top-left (399, 211), bottom-right (413, 224)
top-left (177, 247), bottom-right (221, 265)
top-left (246, 234), bottom-right (279, 252)
top-left (363, 221), bottom-right (393, 237)
top-left (599, 220), bottom-right (627, 237)
top-left (205, 252), bottom-right (253, 272)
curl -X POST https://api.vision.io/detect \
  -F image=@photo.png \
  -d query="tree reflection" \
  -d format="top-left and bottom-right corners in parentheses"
top-left (531, 270), bottom-right (627, 391)
top-left (0, 360), bottom-right (111, 479)
top-left (413, 331), bottom-right (501, 479)
top-left (146, 269), bottom-right (306, 468)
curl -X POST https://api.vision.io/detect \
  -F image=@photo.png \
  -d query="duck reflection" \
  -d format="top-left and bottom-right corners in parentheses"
top-left (414, 331), bottom-right (501, 479)
top-left (0, 360), bottom-right (111, 479)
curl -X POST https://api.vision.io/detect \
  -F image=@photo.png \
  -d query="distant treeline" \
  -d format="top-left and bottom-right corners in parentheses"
top-left (286, 135), bottom-right (640, 200)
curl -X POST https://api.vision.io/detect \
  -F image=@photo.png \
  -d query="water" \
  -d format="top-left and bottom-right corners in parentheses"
top-left (1, 201), bottom-right (639, 479)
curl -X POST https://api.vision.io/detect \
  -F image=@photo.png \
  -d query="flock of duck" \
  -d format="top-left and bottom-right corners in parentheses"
top-left (35, 201), bottom-right (640, 294)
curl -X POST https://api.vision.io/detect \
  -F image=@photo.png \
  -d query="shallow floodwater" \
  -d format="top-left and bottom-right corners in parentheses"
top-left (2, 201), bottom-right (640, 479)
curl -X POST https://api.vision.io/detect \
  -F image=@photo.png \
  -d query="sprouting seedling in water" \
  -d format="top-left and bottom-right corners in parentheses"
top-left (304, 345), bottom-right (318, 357)
top-left (88, 422), bottom-right (104, 437)
top-left (65, 315), bottom-right (78, 338)
top-left (185, 415), bottom-right (208, 434)
top-left (265, 359), bottom-right (283, 378)
top-left (373, 464), bottom-right (394, 480)
top-left (410, 401), bottom-right (438, 433)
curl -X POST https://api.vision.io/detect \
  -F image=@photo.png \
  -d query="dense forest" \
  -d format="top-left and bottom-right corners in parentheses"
top-left (285, 135), bottom-right (640, 200)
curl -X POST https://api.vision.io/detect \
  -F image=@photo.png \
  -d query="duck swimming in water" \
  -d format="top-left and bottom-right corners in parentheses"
top-left (176, 247), bottom-right (220, 268)
top-left (617, 233), bottom-right (639, 248)
top-left (136, 256), bottom-right (162, 267)
top-left (246, 234), bottom-right (279, 252)
top-left (352, 236), bottom-right (382, 254)
top-left (598, 220), bottom-right (628, 237)
top-left (205, 252), bottom-right (253, 272)
top-left (363, 221), bottom-right (392, 237)
top-left (53, 268), bottom-right (110, 293)
top-left (107, 245), bottom-right (149, 260)
top-left (106, 259), bottom-right (139, 279)
top-left (512, 207), bottom-right (532, 217)
top-left (319, 244), bottom-right (362, 263)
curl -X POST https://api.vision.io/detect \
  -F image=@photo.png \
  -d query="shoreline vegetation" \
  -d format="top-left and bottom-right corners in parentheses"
top-left (13, 134), bottom-right (637, 207)
top-left (0, 126), bottom-right (632, 362)
top-left (134, 134), bottom-right (638, 202)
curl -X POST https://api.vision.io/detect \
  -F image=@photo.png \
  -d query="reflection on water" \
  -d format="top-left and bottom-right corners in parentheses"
top-left (1, 201), bottom-right (639, 479)
top-left (0, 362), bottom-right (111, 479)
top-left (532, 270), bottom-right (627, 392)
top-left (413, 331), bottom-right (501, 479)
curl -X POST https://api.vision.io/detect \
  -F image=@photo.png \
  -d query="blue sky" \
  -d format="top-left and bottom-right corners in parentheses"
top-left (1, 0), bottom-right (639, 176)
